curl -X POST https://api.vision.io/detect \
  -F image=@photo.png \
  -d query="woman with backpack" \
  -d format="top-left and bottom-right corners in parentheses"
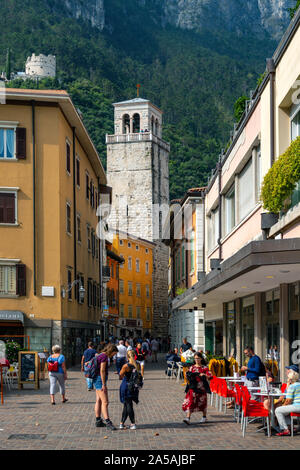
top-left (47, 345), bottom-right (68, 405)
top-left (134, 342), bottom-right (147, 377)
top-left (93, 343), bottom-right (118, 430)
top-left (119, 350), bottom-right (143, 430)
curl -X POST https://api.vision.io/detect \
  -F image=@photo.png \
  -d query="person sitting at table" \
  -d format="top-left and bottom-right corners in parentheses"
top-left (165, 348), bottom-right (181, 376)
top-left (274, 365), bottom-right (300, 436)
top-left (182, 352), bottom-right (212, 425)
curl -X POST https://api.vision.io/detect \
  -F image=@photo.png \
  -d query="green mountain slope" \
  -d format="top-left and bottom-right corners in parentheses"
top-left (1, 0), bottom-right (283, 199)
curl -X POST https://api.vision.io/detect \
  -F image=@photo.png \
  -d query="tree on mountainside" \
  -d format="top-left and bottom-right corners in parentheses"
top-left (5, 48), bottom-right (11, 80)
top-left (234, 95), bottom-right (249, 123)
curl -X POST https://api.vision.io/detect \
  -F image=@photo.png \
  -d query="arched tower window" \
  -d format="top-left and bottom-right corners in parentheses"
top-left (133, 113), bottom-right (140, 133)
top-left (122, 114), bottom-right (130, 134)
top-left (151, 116), bottom-right (154, 134)
top-left (155, 119), bottom-right (159, 136)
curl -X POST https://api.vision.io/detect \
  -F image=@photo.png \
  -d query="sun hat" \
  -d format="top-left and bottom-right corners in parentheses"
top-left (285, 365), bottom-right (299, 373)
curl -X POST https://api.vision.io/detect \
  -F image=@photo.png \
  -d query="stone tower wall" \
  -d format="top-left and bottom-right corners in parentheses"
top-left (25, 54), bottom-right (56, 78)
top-left (106, 100), bottom-right (170, 338)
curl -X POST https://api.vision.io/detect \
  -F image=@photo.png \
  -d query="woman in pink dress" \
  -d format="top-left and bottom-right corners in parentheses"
top-left (182, 352), bottom-right (212, 424)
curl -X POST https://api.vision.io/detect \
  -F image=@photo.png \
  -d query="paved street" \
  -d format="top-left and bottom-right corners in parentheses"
top-left (0, 356), bottom-right (299, 450)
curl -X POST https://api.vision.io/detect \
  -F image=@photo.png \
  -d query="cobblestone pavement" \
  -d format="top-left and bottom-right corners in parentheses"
top-left (0, 356), bottom-right (299, 450)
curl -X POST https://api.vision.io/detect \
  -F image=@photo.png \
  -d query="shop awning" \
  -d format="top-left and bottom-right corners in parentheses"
top-left (106, 249), bottom-right (125, 264)
top-left (0, 311), bottom-right (24, 324)
top-left (172, 238), bottom-right (300, 312)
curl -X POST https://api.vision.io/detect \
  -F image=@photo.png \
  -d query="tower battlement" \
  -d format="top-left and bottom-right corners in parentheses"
top-left (25, 53), bottom-right (56, 78)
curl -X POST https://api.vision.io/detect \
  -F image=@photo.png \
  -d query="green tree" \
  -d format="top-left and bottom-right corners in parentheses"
top-left (289, 0), bottom-right (300, 18)
top-left (234, 95), bottom-right (249, 123)
top-left (5, 48), bottom-right (11, 80)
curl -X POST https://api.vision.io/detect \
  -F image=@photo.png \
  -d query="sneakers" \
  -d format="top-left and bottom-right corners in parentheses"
top-left (95, 418), bottom-right (105, 428)
top-left (119, 423), bottom-right (125, 429)
top-left (183, 418), bottom-right (190, 425)
top-left (130, 424), bottom-right (136, 430)
top-left (104, 419), bottom-right (117, 431)
top-left (199, 417), bottom-right (207, 424)
top-left (276, 429), bottom-right (291, 436)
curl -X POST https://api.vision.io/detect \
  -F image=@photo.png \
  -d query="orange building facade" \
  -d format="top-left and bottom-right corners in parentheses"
top-left (112, 231), bottom-right (154, 337)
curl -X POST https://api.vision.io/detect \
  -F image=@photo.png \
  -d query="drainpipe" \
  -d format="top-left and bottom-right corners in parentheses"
top-left (218, 155), bottom-right (222, 261)
top-left (72, 127), bottom-right (77, 289)
top-left (97, 177), bottom-right (103, 323)
top-left (32, 101), bottom-right (37, 296)
top-left (267, 58), bottom-right (275, 167)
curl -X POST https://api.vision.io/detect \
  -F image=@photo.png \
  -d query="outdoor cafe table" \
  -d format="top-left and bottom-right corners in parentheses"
top-left (253, 391), bottom-right (287, 429)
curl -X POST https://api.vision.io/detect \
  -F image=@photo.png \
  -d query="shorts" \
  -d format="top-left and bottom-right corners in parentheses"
top-left (136, 360), bottom-right (145, 367)
top-left (92, 375), bottom-right (106, 390)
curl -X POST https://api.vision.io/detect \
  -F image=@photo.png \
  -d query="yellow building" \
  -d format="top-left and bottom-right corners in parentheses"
top-left (112, 231), bottom-right (154, 337)
top-left (0, 88), bottom-right (107, 364)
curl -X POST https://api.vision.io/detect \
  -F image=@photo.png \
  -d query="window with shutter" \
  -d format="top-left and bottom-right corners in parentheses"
top-left (66, 141), bottom-right (71, 174)
top-left (76, 158), bottom-right (80, 187)
top-left (86, 173), bottom-right (90, 200)
top-left (16, 128), bottom-right (26, 160)
top-left (16, 264), bottom-right (26, 296)
top-left (0, 192), bottom-right (16, 224)
top-left (0, 265), bottom-right (17, 295)
top-left (0, 128), bottom-right (16, 159)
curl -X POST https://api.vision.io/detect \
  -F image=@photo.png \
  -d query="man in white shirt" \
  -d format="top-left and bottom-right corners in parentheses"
top-left (125, 339), bottom-right (133, 351)
top-left (116, 340), bottom-right (127, 374)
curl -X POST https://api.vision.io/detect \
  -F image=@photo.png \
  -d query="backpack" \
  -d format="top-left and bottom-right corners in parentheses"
top-left (127, 368), bottom-right (144, 394)
top-left (48, 356), bottom-right (59, 372)
top-left (259, 358), bottom-right (266, 377)
top-left (84, 356), bottom-right (99, 379)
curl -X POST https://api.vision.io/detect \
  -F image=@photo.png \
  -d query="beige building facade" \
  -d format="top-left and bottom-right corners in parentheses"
top-left (0, 88), bottom-right (107, 364)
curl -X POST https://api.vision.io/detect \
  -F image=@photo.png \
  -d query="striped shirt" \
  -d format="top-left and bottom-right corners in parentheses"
top-left (286, 382), bottom-right (300, 405)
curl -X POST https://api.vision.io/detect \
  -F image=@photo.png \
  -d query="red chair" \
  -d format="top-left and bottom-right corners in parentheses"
top-left (241, 387), bottom-right (270, 437)
top-left (218, 379), bottom-right (236, 413)
top-left (291, 413), bottom-right (300, 437)
top-left (281, 383), bottom-right (287, 393)
top-left (209, 376), bottom-right (218, 407)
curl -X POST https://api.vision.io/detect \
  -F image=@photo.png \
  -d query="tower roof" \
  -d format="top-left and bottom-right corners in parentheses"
top-left (113, 97), bottom-right (150, 106)
top-left (113, 97), bottom-right (163, 114)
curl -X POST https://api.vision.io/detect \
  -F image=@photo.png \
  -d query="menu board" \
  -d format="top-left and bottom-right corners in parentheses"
top-left (18, 351), bottom-right (40, 389)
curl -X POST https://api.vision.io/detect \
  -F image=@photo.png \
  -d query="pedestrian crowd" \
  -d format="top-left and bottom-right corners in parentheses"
top-left (47, 335), bottom-right (163, 431)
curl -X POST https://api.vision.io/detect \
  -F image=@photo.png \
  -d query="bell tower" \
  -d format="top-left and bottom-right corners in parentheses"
top-left (106, 97), bottom-right (170, 337)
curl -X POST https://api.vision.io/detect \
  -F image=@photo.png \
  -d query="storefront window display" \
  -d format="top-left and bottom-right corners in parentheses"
top-left (241, 296), bottom-right (255, 360)
top-left (225, 302), bottom-right (236, 357)
top-left (262, 289), bottom-right (280, 377)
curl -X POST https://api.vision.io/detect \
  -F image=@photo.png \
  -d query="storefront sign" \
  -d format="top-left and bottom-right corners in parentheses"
top-left (0, 311), bottom-right (24, 323)
top-left (41, 286), bottom-right (55, 297)
top-left (18, 351), bottom-right (39, 390)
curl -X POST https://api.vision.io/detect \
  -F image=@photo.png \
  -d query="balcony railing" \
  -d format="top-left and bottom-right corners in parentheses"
top-left (106, 132), bottom-right (170, 152)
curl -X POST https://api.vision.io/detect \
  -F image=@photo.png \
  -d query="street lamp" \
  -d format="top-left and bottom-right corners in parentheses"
top-left (61, 279), bottom-right (85, 302)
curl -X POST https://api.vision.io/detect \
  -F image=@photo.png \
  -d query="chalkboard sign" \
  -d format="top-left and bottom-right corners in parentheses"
top-left (18, 351), bottom-right (39, 389)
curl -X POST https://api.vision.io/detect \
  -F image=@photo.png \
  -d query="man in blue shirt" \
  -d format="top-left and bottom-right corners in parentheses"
top-left (81, 342), bottom-right (97, 391)
top-left (241, 346), bottom-right (263, 397)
